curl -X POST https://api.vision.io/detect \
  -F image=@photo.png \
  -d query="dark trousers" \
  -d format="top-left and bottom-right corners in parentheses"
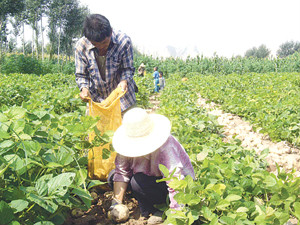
top-left (108, 170), bottom-right (168, 217)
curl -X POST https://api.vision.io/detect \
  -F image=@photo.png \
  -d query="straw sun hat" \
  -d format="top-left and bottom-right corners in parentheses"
top-left (112, 108), bottom-right (171, 157)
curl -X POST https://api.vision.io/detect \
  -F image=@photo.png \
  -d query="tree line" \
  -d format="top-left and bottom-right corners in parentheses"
top-left (0, 0), bottom-right (88, 61)
top-left (1, 0), bottom-right (299, 61)
top-left (244, 42), bottom-right (300, 58)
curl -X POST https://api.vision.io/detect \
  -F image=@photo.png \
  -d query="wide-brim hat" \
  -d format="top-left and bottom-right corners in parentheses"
top-left (140, 63), bottom-right (145, 67)
top-left (112, 108), bottom-right (171, 157)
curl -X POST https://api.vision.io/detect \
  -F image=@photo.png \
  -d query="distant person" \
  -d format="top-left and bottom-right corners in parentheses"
top-left (137, 63), bottom-right (146, 77)
top-left (158, 71), bottom-right (165, 91)
top-left (153, 67), bottom-right (159, 93)
top-left (75, 14), bottom-right (137, 113)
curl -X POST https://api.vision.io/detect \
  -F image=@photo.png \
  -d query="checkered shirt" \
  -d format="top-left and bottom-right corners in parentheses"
top-left (75, 30), bottom-right (136, 112)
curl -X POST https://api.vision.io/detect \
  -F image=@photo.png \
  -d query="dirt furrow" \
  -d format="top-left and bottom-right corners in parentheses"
top-left (197, 94), bottom-right (300, 177)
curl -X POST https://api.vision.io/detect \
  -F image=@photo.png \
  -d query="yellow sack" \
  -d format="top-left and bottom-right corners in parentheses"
top-left (88, 87), bottom-right (125, 181)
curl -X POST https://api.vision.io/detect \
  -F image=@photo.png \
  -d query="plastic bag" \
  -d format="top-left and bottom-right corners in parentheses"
top-left (88, 87), bottom-right (125, 180)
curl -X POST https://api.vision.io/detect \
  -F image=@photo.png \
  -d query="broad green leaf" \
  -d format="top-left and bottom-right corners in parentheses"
top-left (0, 128), bottom-right (10, 139)
top-left (174, 193), bottom-right (201, 205)
top-left (102, 148), bottom-right (112, 160)
top-left (168, 179), bottom-right (187, 190)
top-left (33, 111), bottom-right (49, 119)
top-left (36, 174), bottom-right (53, 197)
top-left (197, 150), bottom-right (208, 161)
top-left (187, 211), bottom-right (195, 225)
top-left (22, 141), bottom-right (41, 155)
top-left (202, 206), bottom-right (214, 221)
top-left (225, 194), bottom-right (242, 202)
top-left (220, 216), bottom-right (235, 224)
top-left (11, 119), bottom-right (25, 134)
top-left (9, 200), bottom-right (29, 213)
top-left (254, 214), bottom-right (267, 224)
top-left (72, 187), bottom-right (92, 209)
top-left (266, 207), bottom-right (275, 217)
top-left (19, 133), bottom-right (31, 140)
top-left (74, 169), bottom-right (87, 186)
top-left (274, 211), bottom-right (290, 224)
top-left (0, 200), bottom-right (15, 224)
top-left (206, 183), bottom-right (226, 195)
top-left (4, 154), bottom-right (25, 173)
top-left (159, 164), bottom-right (169, 177)
top-left (87, 180), bottom-right (106, 189)
top-left (0, 113), bottom-right (8, 122)
top-left (209, 216), bottom-right (219, 225)
top-left (27, 193), bottom-right (58, 213)
top-left (0, 140), bottom-right (14, 149)
top-left (236, 207), bottom-right (249, 213)
top-left (294, 202), bottom-right (300, 220)
top-left (216, 199), bottom-right (230, 210)
top-left (56, 147), bottom-right (73, 166)
top-left (47, 173), bottom-right (75, 196)
top-left (71, 187), bottom-right (93, 200)
top-left (8, 107), bottom-right (26, 120)
top-left (8, 221), bottom-right (21, 225)
top-left (264, 175), bottom-right (277, 187)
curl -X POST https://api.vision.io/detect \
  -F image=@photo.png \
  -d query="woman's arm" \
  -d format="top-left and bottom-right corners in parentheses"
top-left (113, 181), bottom-right (128, 203)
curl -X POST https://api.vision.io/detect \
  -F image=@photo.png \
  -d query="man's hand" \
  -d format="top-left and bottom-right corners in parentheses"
top-left (80, 87), bottom-right (91, 102)
top-left (118, 80), bottom-right (128, 92)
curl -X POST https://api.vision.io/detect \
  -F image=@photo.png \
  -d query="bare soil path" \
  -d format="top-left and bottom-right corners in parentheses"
top-left (197, 94), bottom-right (300, 177)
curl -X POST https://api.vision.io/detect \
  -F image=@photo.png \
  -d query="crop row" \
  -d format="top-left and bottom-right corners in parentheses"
top-left (0, 73), bottom-right (150, 225)
top-left (134, 52), bottom-right (300, 76)
top-left (157, 74), bottom-right (300, 224)
top-left (1, 52), bottom-right (300, 77)
top-left (188, 72), bottom-right (300, 147)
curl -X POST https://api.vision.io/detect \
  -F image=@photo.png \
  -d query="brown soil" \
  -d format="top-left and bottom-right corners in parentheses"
top-left (145, 94), bottom-right (160, 114)
top-left (64, 185), bottom-right (149, 225)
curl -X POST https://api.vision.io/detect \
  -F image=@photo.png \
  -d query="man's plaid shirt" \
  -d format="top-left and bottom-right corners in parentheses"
top-left (75, 30), bottom-right (136, 112)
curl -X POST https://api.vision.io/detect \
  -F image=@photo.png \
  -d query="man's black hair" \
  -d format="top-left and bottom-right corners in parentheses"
top-left (83, 14), bottom-right (112, 42)
top-left (159, 71), bottom-right (163, 75)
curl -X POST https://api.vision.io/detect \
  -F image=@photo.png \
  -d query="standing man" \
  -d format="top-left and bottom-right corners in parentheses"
top-left (75, 14), bottom-right (136, 112)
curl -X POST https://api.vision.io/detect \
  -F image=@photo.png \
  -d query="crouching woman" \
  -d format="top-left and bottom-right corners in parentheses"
top-left (108, 107), bottom-right (195, 224)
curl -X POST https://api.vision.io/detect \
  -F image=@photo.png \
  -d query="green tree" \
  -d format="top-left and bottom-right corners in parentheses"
top-left (61, 0), bottom-right (88, 61)
top-left (47, 0), bottom-right (88, 61)
top-left (256, 44), bottom-right (270, 58)
top-left (0, 0), bottom-right (25, 55)
top-left (25, 0), bottom-right (48, 58)
top-left (277, 41), bottom-right (300, 58)
top-left (245, 44), bottom-right (270, 58)
top-left (245, 47), bottom-right (257, 58)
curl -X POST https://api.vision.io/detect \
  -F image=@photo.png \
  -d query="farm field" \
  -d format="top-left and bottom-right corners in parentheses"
top-left (0, 72), bottom-right (300, 225)
top-left (189, 72), bottom-right (300, 147)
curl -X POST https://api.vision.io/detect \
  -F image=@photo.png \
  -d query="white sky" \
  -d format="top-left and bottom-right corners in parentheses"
top-left (78, 0), bottom-right (300, 57)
